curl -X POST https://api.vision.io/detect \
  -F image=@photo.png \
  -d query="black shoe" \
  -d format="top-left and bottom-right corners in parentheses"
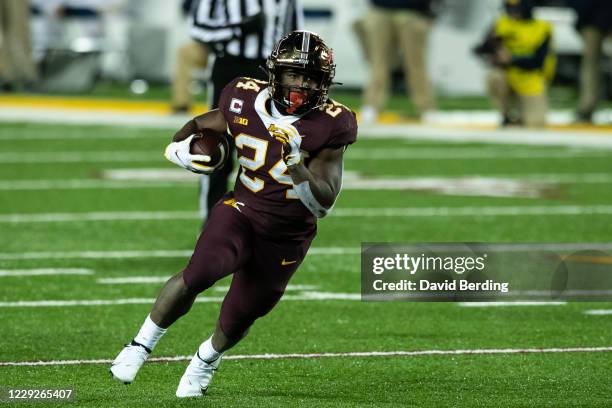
top-left (171, 105), bottom-right (190, 115)
top-left (502, 115), bottom-right (522, 127)
top-left (575, 110), bottom-right (593, 124)
top-left (0, 81), bottom-right (16, 93)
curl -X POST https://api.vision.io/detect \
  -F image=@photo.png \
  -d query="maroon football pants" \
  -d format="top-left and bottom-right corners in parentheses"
top-left (182, 198), bottom-right (315, 339)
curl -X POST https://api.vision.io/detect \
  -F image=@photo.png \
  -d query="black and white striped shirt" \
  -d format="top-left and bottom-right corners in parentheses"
top-left (189, 0), bottom-right (303, 60)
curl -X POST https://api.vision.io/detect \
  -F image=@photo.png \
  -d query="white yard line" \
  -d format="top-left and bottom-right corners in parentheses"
top-left (458, 301), bottom-right (567, 307)
top-left (0, 211), bottom-right (200, 223)
top-left (0, 180), bottom-right (188, 190)
top-left (0, 268), bottom-right (93, 277)
top-left (1, 243), bottom-right (611, 261)
top-left (357, 123), bottom-right (612, 148)
top-left (213, 284), bottom-right (318, 292)
top-left (0, 151), bottom-right (162, 164)
top-left (96, 276), bottom-right (170, 284)
top-left (0, 292), bottom-right (361, 308)
top-left (334, 205), bottom-right (612, 217)
top-left (0, 247), bottom-right (358, 261)
top-left (404, 243), bottom-right (612, 251)
top-left (2, 172), bottom-right (612, 192)
top-left (1, 346), bottom-right (611, 367)
top-left (103, 170), bottom-right (612, 184)
top-left (0, 250), bottom-right (194, 260)
top-left (2, 205), bottom-right (612, 224)
top-left (96, 276), bottom-right (319, 293)
top-left (346, 149), bottom-right (609, 160)
top-left (584, 310), bottom-right (612, 316)
top-left (0, 149), bottom-right (606, 164)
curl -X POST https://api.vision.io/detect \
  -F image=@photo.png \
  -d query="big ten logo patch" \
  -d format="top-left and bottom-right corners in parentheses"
top-left (233, 116), bottom-right (249, 126)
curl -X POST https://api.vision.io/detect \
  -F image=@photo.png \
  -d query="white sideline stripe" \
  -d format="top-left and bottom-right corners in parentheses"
top-left (458, 301), bottom-right (567, 307)
top-left (0, 268), bottom-right (93, 277)
top-left (2, 205), bottom-right (612, 224)
top-left (0, 247), bottom-right (358, 261)
top-left (584, 309), bottom-right (612, 315)
top-left (1, 243), bottom-right (612, 261)
top-left (0, 292), bottom-right (361, 308)
top-left (1, 346), bottom-right (611, 367)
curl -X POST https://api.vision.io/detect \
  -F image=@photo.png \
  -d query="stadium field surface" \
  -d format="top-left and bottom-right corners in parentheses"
top-left (0, 118), bottom-right (610, 407)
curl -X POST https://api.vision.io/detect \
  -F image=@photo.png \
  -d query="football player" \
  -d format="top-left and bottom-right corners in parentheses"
top-left (110, 30), bottom-right (357, 397)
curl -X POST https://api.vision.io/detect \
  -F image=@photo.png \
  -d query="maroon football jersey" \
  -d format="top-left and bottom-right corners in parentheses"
top-left (218, 77), bottom-right (357, 229)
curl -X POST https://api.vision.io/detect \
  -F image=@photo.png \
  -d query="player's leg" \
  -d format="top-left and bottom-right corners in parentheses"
top-left (176, 233), bottom-right (314, 397)
top-left (361, 6), bottom-right (394, 123)
top-left (520, 92), bottom-right (547, 128)
top-left (577, 26), bottom-right (603, 122)
top-left (395, 10), bottom-right (436, 118)
top-left (111, 201), bottom-right (252, 384)
top-left (0, 2), bottom-right (14, 86)
top-left (171, 40), bottom-right (209, 113)
top-left (486, 69), bottom-right (516, 125)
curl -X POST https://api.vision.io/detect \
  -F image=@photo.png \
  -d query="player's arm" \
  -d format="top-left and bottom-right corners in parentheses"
top-left (172, 109), bottom-right (228, 142)
top-left (286, 147), bottom-right (344, 218)
top-left (165, 109), bottom-right (228, 174)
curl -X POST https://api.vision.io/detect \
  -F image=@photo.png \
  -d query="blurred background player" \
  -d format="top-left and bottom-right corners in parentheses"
top-left (171, 0), bottom-right (210, 114)
top-left (568, 1), bottom-right (612, 124)
top-left (475, 0), bottom-right (555, 128)
top-left (189, 0), bottom-right (303, 222)
top-left (0, 0), bottom-right (38, 91)
top-left (360, 0), bottom-right (437, 124)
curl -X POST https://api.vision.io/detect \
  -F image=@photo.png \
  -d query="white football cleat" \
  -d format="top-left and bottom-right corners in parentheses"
top-left (175, 353), bottom-right (222, 398)
top-left (110, 341), bottom-right (150, 384)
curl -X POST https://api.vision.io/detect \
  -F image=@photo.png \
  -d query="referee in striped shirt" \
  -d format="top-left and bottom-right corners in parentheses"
top-left (189, 0), bottom-right (304, 220)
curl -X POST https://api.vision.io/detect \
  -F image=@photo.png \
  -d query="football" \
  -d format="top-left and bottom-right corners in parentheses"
top-left (190, 129), bottom-right (230, 170)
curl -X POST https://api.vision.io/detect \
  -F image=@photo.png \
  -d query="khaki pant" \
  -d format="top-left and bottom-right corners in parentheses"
top-left (0, 0), bottom-right (37, 83)
top-left (578, 26), bottom-right (606, 114)
top-left (171, 40), bottom-right (209, 109)
top-left (362, 6), bottom-right (436, 116)
top-left (487, 69), bottom-right (547, 128)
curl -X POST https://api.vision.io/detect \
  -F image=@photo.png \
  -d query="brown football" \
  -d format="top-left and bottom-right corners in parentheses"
top-left (190, 129), bottom-right (229, 170)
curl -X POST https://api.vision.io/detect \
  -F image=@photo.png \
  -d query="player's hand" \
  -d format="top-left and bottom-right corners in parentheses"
top-left (269, 123), bottom-right (302, 166)
top-left (164, 134), bottom-right (215, 174)
top-left (494, 47), bottom-right (512, 66)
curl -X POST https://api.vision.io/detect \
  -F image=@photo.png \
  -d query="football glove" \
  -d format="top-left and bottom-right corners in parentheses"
top-left (268, 123), bottom-right (302, 166)
top-left (164, 134), bottom-right (214, 174)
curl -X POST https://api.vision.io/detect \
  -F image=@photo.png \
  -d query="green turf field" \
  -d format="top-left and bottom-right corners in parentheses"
top-left (0, 121), bottom-right (611, 407)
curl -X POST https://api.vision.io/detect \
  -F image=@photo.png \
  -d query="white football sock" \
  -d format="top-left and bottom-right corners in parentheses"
top-left (197, 337), bottom-right (223, 363)
top-left (133, 314), bottom-right (167, 351)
